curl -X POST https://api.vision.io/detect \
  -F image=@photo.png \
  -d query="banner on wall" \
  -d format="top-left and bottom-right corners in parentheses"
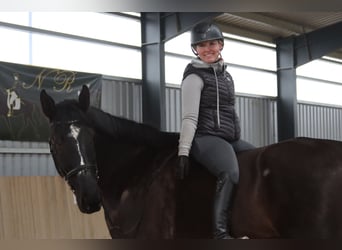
top-left (0, 61), bottom-right (102, 141)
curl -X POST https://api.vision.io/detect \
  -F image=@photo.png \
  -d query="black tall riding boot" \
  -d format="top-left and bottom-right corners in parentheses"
top-left (213, 172), bottom-right (234, 239)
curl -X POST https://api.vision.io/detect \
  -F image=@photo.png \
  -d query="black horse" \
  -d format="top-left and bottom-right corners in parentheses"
top-left (40, 85), bottom-right (342, 239)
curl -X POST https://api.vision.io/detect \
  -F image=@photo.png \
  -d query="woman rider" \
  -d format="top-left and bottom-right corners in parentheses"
top-left (177, 22), bottom-right (255, 239)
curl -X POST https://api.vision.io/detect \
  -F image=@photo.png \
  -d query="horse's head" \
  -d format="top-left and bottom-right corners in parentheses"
top-left (40, 85), bottom-right (101, 214)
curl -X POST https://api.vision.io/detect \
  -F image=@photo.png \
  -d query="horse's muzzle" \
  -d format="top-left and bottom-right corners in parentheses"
top-left (79, 201), bottom-right (101, 214)
top-left (76, 190), bottom-right (102, 214)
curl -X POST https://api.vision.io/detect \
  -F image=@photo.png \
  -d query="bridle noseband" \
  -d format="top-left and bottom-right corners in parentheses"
top-left (64, 164), bottom-right (98, 182)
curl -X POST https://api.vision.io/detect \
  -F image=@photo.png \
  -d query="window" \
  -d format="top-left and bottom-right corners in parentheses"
top-left (221, 36), bottom-right (276, 71)
top-left (0, 27), bottom-right (30, 65)
top-left (31, 12), bottom-right (141, 47)
top-left (297, 59), bottom-right (342, 83)
top-left (165, 32), bottom-right (193, 57)
top-left (297, 58), bottom-right (342, 106)
top-left (0, 12), bottom-right (30, 26)
top-left (165, 55), bottom-right (189, 85)
top-left (297, 77), bottom-right (342, 106)
top-left (229, 66), bottom-right (277, 97)
top-left (0, 12), bottom-right (141, 79)
top-left (31, 33), bottom-right (141, 79)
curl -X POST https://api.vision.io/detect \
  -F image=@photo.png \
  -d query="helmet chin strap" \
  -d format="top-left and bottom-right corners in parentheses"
top-left (191, 45), bottom-right (198, 56)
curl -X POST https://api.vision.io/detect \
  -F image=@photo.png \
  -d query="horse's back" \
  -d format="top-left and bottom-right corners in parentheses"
top-left (233, 137), bottom-right (342, 238)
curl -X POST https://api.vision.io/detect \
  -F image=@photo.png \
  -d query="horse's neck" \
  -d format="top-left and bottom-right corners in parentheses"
top-left (94, 133), bottom-right (152, 183)
top-left (88, 107), bottom-right (178, 148)
top-left (88, 107), bottom-right (179, 193)
top-left (94, 131), bottom-right (178, 195)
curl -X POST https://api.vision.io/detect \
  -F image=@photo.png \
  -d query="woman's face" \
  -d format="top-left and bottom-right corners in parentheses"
top-left (195, 40), bottom-right (223, 64)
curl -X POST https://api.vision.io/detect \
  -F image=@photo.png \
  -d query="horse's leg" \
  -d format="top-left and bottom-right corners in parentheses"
top-left (137, 165), bottom-right (177, 239)
top-left (103, 208), bottom-right (121, 238)
top-left (101, 191), bottom-right (123, 238)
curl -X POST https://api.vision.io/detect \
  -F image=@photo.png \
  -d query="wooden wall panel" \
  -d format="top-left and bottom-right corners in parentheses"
top-left (0, 176), bottom-right (110, 239)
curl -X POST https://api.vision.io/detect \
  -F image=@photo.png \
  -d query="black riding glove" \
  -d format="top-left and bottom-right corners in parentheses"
top-left (176, 155), bottom-right (190, 180)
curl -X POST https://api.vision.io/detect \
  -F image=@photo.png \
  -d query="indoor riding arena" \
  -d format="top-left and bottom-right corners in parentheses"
top-left (1, 12), bottom-right (342, 239)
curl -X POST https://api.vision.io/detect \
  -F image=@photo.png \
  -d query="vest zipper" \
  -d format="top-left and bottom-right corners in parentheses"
top-left (212, 66), bottom-right (220, 128)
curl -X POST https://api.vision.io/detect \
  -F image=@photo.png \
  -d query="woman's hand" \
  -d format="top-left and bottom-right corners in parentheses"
top-left (176, 155), bottom-right (190, 180)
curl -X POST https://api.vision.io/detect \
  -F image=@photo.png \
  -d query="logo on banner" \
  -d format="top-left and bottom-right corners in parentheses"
top-left (6, 73), bottom-right (23, 117)
top-left (0, 61), bottom-right (102, 141)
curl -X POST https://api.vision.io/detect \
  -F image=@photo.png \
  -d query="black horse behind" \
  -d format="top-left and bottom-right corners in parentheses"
top-left (40, 85), bottom-right (342, 239)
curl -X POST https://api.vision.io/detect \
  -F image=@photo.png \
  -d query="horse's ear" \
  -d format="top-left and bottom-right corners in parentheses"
top-left (79, 85), bottom-right (90, 112)
top-left (40, 89), bottom-right (56, 121)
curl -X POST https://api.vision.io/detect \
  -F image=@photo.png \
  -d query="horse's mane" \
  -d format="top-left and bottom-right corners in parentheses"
top-left (87, 105), bottom-right (179, 148)
top-left (54, 99), bottom-right (179, 148)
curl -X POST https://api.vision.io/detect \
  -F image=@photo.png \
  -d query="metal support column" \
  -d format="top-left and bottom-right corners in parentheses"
top-left (141, 13), bottom-right (166, 130)
top-left (276, 36), bottom-right (297, 141)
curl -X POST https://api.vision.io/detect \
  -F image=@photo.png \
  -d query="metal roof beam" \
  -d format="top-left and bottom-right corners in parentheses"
top-left (295, 21), bottom-right (342, 67)
top-left (230, 12), bottom-right (306, 34)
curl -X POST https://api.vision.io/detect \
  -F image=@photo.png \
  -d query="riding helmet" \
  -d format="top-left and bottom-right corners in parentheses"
top-left (190, 22), bottom-right (224, 47)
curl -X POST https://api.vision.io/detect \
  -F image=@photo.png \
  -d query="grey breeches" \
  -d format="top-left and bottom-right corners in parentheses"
top-left (190, 135), bottom-right (255, 184)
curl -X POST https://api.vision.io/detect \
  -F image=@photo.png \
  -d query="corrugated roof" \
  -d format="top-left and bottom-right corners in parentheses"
top-left (214, 12), bottom-right (342, 59)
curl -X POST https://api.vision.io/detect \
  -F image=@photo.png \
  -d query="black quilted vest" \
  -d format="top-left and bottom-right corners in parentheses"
top-left (183, 63), bottom-right (241, 142)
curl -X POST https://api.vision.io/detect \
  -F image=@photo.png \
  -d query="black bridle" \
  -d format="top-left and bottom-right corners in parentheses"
top-left (64, 164), bottom-right (98, 182)
top-left (49, 120), bottom-right (99, 183)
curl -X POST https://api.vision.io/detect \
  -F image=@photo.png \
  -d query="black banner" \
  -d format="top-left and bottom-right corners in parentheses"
top-left (0, 61), bottom-right (102, 141)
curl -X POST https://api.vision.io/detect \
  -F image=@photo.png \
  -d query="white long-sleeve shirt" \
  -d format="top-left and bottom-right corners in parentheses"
top-left (178, 58), bottom-right (225, 156)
